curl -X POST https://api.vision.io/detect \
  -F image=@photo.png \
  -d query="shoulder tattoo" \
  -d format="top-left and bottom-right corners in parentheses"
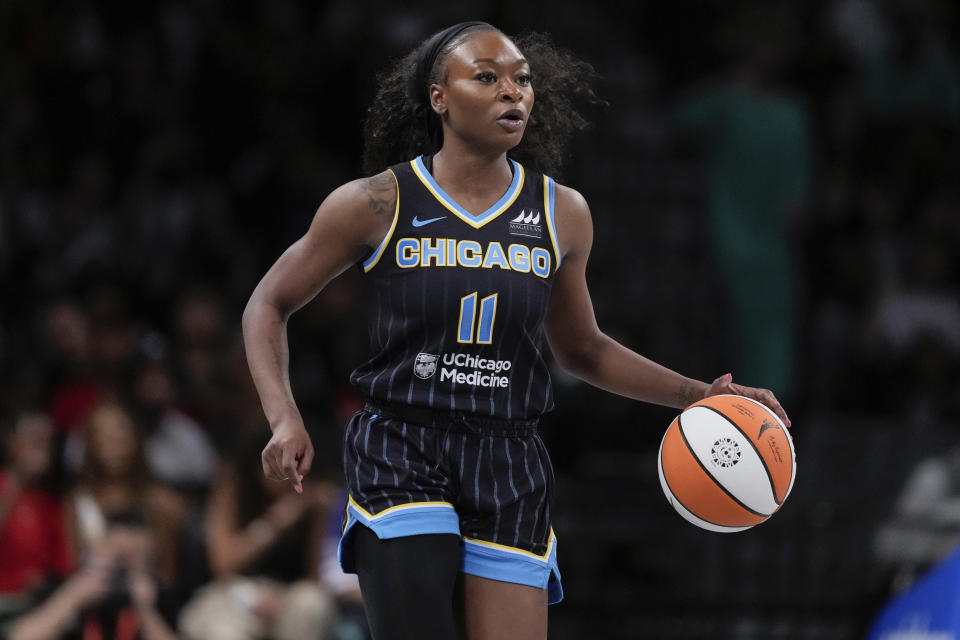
top-left (358, 173), bottom-right (397, 217)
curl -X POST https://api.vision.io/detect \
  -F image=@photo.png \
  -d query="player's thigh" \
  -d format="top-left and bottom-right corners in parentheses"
top-left (459, 573), bottom-right (547, 640)
top-left (355, 527), bottom-right (462, 640)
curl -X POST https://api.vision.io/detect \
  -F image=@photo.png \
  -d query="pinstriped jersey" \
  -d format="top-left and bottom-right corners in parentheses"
top-left (349, 154), bottom-right (562, 420)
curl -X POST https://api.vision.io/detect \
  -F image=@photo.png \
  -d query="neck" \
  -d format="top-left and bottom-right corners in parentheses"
top-left (432, 138), bottom-right (512, 193)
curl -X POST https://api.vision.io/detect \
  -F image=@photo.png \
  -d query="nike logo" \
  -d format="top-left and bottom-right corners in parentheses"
top-left (412, 215), bottom-right (446, 227)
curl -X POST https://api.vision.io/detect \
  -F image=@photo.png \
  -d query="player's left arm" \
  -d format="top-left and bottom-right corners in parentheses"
top-left (544, 184), bottom-right (791, 426)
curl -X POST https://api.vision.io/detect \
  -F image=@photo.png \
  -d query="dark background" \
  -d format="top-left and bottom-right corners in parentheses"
top-left (2, 0), bottom-right (960, 638)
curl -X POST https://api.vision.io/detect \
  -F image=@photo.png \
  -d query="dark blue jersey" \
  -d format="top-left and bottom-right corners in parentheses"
top-left (349, 155), bottom-right (561, 420)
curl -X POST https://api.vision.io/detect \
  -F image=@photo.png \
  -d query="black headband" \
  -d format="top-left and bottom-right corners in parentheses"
top-left (410, 21), bottom-right (493, 105)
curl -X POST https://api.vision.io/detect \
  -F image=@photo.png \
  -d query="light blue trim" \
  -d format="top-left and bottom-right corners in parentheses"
top-left (458, 292), bottom-right (477, 343)
top-left (362, 237), bottom-right (389, 270)
top-left (338, 502), bottom-right (460, 573)
top-left (544, 176), bottom-right (561, 270)
top-left (476, 294), bottom-right (497, 344)
top-left (414, 156), bottom-right (522, 226)
top-left (361, 170), bottom-right (399, 272)
top-left (460, 538), bottom-right (564, 605)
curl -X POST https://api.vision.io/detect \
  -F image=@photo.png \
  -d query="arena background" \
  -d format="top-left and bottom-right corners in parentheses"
top-left (2, 0), bottom-right (959, 638)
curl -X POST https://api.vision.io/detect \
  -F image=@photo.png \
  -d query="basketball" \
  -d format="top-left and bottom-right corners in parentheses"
top-left (657, 394), bottom-right (796, 532)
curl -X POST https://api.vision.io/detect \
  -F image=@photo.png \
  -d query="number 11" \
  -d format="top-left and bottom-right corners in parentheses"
top-left (457, 292), bottom-right (498, 344)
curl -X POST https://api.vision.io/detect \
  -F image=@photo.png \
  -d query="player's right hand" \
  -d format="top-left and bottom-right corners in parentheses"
top-left (261, 418), bottom-right (314, 493)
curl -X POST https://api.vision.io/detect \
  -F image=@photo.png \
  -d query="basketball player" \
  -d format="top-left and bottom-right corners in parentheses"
top-left (242, 22), bottom-right (791, 640)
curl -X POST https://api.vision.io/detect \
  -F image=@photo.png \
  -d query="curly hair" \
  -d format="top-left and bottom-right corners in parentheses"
top-left (362, 26), bottom-right (602, 179)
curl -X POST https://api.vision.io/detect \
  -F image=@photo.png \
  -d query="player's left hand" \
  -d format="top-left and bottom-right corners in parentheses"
top-left (705, 373), bottom-right (791, 428)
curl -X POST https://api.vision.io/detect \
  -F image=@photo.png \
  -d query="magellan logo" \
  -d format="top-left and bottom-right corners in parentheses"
top-left (413, 353), bottom-right (439, 379)
top-left (711, 438), bottom-right (742, 469)
top-left (509, 209), bottom-right (542, 239)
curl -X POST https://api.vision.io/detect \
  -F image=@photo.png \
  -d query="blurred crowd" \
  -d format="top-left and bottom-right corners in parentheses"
top-left (1, 0), bottom-right (959, 638)
top-left (0, 294), bottom-right (368, 639)
top-left (1, 2), bottom-right (377, 636)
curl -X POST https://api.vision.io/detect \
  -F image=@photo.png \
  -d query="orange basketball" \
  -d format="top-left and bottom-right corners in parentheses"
top-left (657, 394), bottom-right (796, 532)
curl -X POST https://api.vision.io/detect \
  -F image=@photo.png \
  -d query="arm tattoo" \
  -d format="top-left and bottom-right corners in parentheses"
top-left (358, 173), bottom-right (397, 216)
top-left (678, 380), bottom-right (701, 407)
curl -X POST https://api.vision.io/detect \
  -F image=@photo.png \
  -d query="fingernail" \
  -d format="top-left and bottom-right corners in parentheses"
top-left (724, 373), bottom-right (732, 381)
top-left (295, 484), bottom-right (303, 494)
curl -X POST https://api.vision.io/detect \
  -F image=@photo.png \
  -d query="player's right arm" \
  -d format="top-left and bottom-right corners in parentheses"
top-left (242, 171), bottom-right (397, 492)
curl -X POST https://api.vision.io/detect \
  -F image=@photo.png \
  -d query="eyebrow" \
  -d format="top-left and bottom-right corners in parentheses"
top-left (473, 57), bottom-right (528, 65)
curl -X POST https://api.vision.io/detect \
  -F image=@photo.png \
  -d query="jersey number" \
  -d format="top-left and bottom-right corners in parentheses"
top-left (457, 292), bottom-right (498, 344)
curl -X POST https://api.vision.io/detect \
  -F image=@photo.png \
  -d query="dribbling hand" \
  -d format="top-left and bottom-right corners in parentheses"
top-left (705, 373), bottom-right (792, 428)
top-left (261, 418), bottom-right (314, 493)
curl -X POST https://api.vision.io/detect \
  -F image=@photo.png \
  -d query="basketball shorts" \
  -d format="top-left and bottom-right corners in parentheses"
top-left (337, 405), bottom-right (563, 605)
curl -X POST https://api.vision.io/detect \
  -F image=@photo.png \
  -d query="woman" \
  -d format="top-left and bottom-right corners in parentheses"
top-left (0, 411), bottom-right (73, 600)
top-left (10, 511), bottom-right (179, 640)
top-left (66, 402), bottom-right (185, 591)
top-left (243, 22), bottom-right (791, 639)
top-left (179, 425), bottom-right (339, 640)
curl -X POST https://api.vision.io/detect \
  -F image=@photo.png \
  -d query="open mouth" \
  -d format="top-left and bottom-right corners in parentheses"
top-left (498, 109), bottom-right (524, 122)
top-left (496, 109), bottom-right (525, 131)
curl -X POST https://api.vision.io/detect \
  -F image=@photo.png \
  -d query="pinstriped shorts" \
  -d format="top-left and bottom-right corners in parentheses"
top-left (337, 408), bottom-right (563, 604)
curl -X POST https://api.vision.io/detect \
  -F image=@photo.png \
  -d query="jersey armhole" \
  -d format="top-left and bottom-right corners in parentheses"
top-left (542, 175), bottom-right (561, 272)
top-left (361, 169), bottom-right (400, 272)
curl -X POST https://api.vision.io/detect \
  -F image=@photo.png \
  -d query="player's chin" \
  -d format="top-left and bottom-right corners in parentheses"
top-left (476, 127), bottom-right (525, 154)
top-left (497, 127), bottom-right (526, 149)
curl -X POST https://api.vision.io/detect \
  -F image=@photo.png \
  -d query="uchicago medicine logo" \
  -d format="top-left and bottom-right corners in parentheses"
top-left (413, 353), bottom-right (439, 379)
top-left (413, 352), bottom-right (512, 389)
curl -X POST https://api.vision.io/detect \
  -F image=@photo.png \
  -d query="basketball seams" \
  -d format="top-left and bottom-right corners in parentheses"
top-left (728, 394), bottom-right (797, 497)
top-left (676, 412), bottom-right (770, 517)
top-left (657, 426), bottom-right (750, 532)
top-left (695, 405), bottom-right (781, 506)
top-left (659, 395), bottom-right (796, 532)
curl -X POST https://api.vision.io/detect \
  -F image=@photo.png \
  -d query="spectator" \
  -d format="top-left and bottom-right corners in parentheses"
top-left (844, 0), bottom-right (960, 121)
top-left (674, 5), bottom-right (812, 402)
top-left (178, 427), bottom-right (339, 640)
top-left (874, 441), bottom-right (960, 597)
top-left (65, 402), bottom-right (186, 590)
top-left (131, 354), bottom-right (216, 491)
top-left (9, 511), bottom-right (179, 640)
top-left (40, 300), bottom-right (102, 437)
top-left (0, 411), bottom-right (74, 628)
